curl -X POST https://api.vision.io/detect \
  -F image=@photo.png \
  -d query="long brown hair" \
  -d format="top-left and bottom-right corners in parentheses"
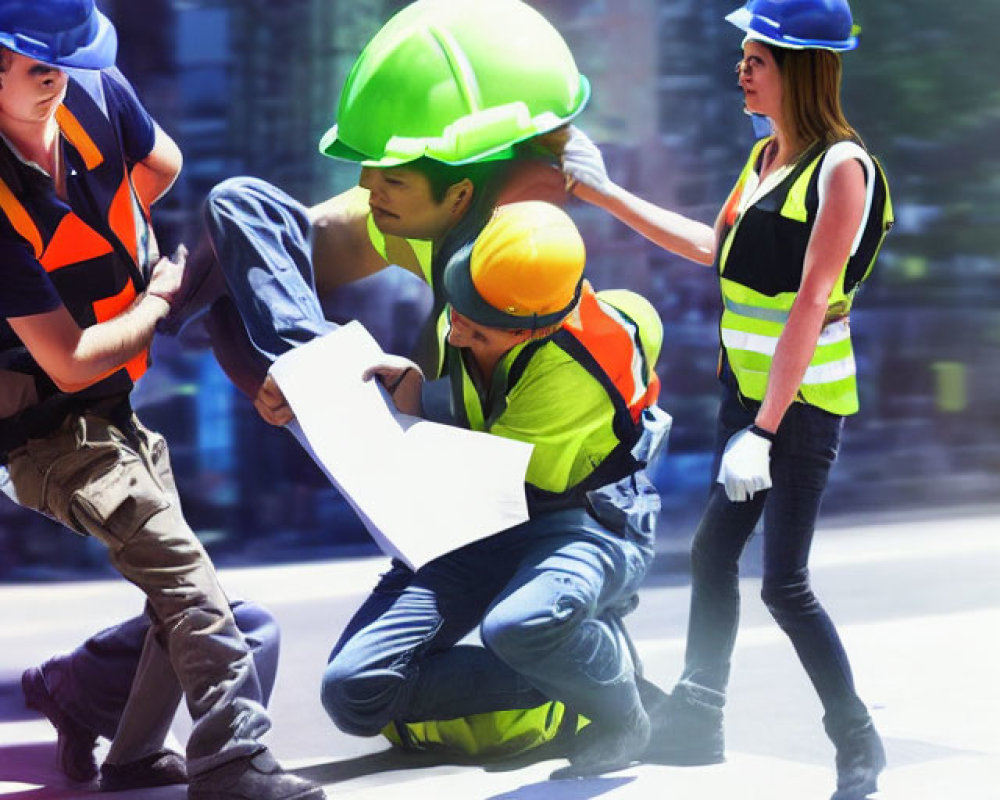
top-left (777, 47), bottom-right (861, 153)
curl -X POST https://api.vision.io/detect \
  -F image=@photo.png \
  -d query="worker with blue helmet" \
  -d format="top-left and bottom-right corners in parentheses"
top-left (0, 2), bottom-right (323, 798)
top-left (558, 1), bottom-right (891, 798)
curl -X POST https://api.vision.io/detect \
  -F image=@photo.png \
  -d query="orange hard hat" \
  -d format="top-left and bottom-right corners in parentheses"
top-left (443, 201), bottom-right (585, 329)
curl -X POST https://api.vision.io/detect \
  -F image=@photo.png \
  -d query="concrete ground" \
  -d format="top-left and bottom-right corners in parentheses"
top-left (1, 511), bottom-right (997, 799)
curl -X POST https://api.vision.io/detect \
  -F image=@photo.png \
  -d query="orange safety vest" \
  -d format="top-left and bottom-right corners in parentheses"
top-left (0, 80), bottom-right (153, 401)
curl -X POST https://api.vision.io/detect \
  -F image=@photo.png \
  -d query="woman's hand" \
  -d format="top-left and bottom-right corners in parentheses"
top-left (716, 426), bottom-right (773, 502)
top-left (362, 355), bottom-right (424, 416)
top-left (560, 125), bottom-right (611, 198)
top-left (254, 374), bottom-right (294, 426)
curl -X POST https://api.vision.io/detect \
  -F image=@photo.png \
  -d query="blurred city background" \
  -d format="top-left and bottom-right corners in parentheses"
top-left (1, 0), bottom-right (997, 580)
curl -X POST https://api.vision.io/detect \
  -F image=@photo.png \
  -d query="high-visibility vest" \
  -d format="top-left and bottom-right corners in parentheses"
top-left (716, 137), bottom-right (893, 416)
top-left (383, 702), bottom-right (587, 758)
top-left (445, 281), bottom-right (662, 513)
top-left (0, 76), bottom-right (154, 403)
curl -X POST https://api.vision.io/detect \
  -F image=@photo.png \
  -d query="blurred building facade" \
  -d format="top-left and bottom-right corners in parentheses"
top-left (2, 0), bottom-right (997, 579)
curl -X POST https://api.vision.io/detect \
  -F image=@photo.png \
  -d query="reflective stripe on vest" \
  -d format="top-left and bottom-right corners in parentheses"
top-left (57, 104), bottom-right (153, 272)
top-left (721, 317), bottom-right (855, 385)
top-left (0, 178), bottom-right (43, 258)
top-left (716, 139), bottom-right (892, 416)
top-left (55, 105), bottom-right (105, 170)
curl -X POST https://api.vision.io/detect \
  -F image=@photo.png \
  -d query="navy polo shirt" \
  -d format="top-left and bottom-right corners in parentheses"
top-left (0, 66), bottom-right (156, 321)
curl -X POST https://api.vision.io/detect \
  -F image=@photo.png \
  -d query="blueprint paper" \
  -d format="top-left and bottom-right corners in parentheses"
top-left (270, 323), bottom-right (532, 569)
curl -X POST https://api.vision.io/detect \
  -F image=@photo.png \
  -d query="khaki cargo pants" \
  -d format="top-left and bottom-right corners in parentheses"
top-left (4, 406), bottom-right (270, 774)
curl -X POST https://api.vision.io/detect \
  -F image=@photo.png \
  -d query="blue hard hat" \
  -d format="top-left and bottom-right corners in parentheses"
top-left (0, 0), bottom-right (117, 70)
top-left (725, 0), bottom-right (859, 52)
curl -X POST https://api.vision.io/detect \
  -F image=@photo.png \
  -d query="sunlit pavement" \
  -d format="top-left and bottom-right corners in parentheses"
top-left (1, 510), bottom-right (997, 799)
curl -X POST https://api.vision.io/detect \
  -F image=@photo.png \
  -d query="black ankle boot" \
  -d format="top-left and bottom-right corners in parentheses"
top-left (827, 719), bottom-right (886, 800)
top-left (641, 679), bottom-right (725, 766)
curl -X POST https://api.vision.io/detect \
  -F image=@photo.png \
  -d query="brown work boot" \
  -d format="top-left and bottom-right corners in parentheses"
top-left (188, 748), bottom-right (325, 800)
top-left (22, 666), bottom-right (99, 782)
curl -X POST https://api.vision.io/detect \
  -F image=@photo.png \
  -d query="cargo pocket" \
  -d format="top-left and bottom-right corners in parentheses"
top-left (32, 438), bottom-right (121, 537)
top-left (70, 454), bottom-right (170, 547)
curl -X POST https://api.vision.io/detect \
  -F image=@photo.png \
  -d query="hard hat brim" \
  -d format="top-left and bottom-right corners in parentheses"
top-left (319, 76), bottom-right (591, 168)
top-left (57, 10), bottom-right (117, 68)
top-left (442, 241), bottom-right (582, 330)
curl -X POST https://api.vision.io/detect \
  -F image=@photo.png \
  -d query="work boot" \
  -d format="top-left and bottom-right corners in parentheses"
top-left (188, 748), bottom-right (325, 800)
top-left (21, 666), bottom-right (99, 782)
top-left (827, 719), bottom-right (886, 800)
top-left (641, 679), bottom-right (725, 766)
top-left (550, 703), bottom-right (650, 780)
top-left (100, 749), bottom-right (187, 792)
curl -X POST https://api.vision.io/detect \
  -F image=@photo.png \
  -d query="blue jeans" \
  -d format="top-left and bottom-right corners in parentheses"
top-left (321, 477), bottom-right (658, 736)
top-left (680, 364), bottom-right (870, 734)
top-left (200, 177), bottom-right (337, 386)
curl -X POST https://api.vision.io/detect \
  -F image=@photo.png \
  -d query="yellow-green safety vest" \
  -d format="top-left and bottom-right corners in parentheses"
top-left (716, 137), bottom-right (893, 416)
top-left (445, 282), bottom-right (662, 513)
top-left (383, 702), bottom-right (587, 758)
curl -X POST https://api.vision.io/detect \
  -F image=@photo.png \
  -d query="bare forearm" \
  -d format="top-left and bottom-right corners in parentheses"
top-left (574, 182), bottom-right (716, 265)
top-left (58, 295), bottom-right (168, 390)
top-left (756, 159), bottom-right (867, 432)
top-left (755, 298), bottom-right (827, 432)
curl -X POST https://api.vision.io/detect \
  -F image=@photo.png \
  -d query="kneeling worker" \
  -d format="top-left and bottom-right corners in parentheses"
top-left (260, 201), bottom-right (669, 778)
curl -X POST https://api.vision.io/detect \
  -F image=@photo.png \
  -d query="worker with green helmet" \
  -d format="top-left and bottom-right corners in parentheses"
top-left (283, 200), bottom-right (668, 779)
top-left (557, 0), bottom-right (891, 797)
top-left (159, 0), bottom-right (587, 392)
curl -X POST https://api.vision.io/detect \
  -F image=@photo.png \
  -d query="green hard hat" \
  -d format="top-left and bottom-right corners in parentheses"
top-left (319, 0), bottom-right (590, 167)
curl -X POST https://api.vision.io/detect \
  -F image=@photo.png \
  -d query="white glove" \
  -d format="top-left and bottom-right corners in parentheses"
top-left (561, 125), bottom-right (610, 194)
top-left (716, 426), bottom-right (773, 502)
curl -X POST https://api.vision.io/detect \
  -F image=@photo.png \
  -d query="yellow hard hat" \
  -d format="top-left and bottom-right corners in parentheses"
top-left (443, 201), bottom-right (585, 329)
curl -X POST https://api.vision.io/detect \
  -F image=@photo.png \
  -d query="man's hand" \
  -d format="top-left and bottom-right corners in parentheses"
top-left (254, 374), bottom-right (294, 427)
top-left (145, 244), bottom-right (188, 310)
top-left (362, 355), bottom-right (424, 416)
top-left (716, 426), bottom-right (773, 502)
top-left (560, 125), bottom-right (611, 198)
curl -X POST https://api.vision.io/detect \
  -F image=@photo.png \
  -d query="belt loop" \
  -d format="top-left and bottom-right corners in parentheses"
top-left (73, 412), bottom-right (88, 449)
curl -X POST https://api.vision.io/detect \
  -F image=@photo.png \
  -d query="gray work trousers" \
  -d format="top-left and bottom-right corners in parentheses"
top-left (3, 406), bottom-right (269, 775)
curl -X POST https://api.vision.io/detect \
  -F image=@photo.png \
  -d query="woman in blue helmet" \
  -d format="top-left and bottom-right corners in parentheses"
top-left (560, 1), bottom-right (891, 798)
